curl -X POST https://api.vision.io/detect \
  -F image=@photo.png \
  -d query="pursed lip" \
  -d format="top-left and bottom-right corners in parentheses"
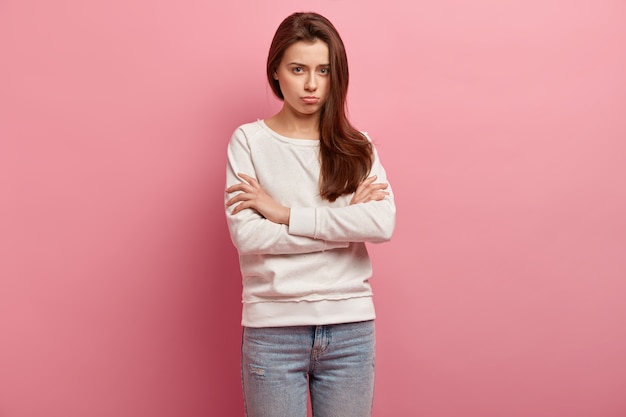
top-left (301, 96), bottom-right (320, 104)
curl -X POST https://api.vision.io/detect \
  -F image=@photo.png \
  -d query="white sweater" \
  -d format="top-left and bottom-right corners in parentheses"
top-left (225, 120), bottom-right (396, 327)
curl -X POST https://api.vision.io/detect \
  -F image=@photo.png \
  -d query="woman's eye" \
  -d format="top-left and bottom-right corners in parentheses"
top-left (293, 67), bottom-right (303, 73)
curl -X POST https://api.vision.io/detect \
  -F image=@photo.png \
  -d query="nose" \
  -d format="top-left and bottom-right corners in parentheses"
top-left (305, 73), bottom-right (318, 91)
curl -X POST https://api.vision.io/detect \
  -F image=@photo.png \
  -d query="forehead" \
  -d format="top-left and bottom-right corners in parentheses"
top-left (281, 39), bottom-right (329, 65)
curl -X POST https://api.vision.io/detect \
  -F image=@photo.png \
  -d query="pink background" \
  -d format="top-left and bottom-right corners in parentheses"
top-left (1, 0), bottom-right (625, 416)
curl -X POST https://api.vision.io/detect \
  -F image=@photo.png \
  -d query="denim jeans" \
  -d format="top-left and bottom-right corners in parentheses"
top-left (241, 320), bottom-right (376, 417)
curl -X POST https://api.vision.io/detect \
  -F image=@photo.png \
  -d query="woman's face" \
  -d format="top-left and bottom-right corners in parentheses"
top-left (274, 39), bottom-right (331, 118)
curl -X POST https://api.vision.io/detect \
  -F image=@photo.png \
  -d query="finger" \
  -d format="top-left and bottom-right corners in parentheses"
top-left (353, 183), bottom-right (366, 197)
top-left (232, 199), bottom-right (258, 214)
top-left (369, 183), bottom-right (389, 191)
top-left (351, 187), bottom-right (368, 203)
top-left (225, 195), bottom-right (240, 207)
top-left (370, 191), bottom-right (389, 201)
top-left (353, 183), bottom-right (386, 201)
top-left (355, 177), bottom-right (377, 194)
top-left (351, 191), bottom-right (371, 204)
top-left (361, 185), bottom-right (388, 198)
top-left (361, 175), bottom-right (377, 185)
top-left (356, 189), bottom-right (389, 204)
top-left (232, 203), bottom-right (249, 215)
top-left (238, 173), bottom-right (258, 185)
top-left (354, 176), bottom-right (376, 194)
top-left (226, 193), bottom-right (252, 207)
top-left (226, 182), bottom-right (254, 193)
top-left (369, 190), bottom-right (389, 200)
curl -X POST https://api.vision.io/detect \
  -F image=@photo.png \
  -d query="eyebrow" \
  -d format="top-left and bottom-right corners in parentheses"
top-left (287, 62), bottom-right (330, 67)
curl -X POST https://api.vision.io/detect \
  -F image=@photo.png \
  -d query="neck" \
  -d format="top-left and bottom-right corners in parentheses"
top-left (265, 107), bottom-right (321, 140)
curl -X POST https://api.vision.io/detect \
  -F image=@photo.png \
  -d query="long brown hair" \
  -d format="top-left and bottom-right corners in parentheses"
top-left (267, 12), bottom-right (373, 202)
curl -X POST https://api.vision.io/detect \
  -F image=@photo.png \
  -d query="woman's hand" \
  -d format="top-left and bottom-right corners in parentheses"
top-left (350, 175), bottom-right (389, 205)
top-left (226, 173), bottom-right (290, 225)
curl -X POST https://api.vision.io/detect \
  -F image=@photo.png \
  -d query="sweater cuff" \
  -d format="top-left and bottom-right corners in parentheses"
top-left (288, 207), bottom-right (316, 238)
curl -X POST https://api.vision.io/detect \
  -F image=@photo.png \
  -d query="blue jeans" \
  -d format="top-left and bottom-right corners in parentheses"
top-left (241, 320), bottom-right (376, 417)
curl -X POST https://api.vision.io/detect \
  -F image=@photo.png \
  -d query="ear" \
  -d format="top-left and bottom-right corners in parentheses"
top-left (273, 70), bottom-right (279, 80)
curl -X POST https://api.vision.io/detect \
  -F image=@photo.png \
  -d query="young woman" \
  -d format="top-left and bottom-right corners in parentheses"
top-left (224, 12), bottom-right (396, 417)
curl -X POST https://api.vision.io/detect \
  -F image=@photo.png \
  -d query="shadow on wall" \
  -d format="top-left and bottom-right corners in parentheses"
top-left (202, 216), bottom-right (243, 415)
top-left (198, 160), bottom-right (245, 415)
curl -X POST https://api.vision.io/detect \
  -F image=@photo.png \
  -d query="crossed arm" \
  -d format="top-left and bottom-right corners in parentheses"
top-left (225, 173), bottom-right (389, 225)
top-left (224, 127), bottom-right (395, 254)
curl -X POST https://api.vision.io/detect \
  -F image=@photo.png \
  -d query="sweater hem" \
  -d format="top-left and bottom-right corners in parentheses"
top-left (241, 296), bottom-right (375, 328)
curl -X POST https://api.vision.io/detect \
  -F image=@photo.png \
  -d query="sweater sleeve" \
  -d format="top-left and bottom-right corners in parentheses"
top-left (225, 127), bottom-right (350, 255)
top-left (288, 143), bottom-right (396, 243)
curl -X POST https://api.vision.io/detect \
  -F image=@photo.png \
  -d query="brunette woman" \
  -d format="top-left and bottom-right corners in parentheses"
top-left (225, 12), bottom-right (396, 417)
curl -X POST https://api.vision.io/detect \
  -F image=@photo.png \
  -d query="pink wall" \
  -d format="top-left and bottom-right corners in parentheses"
top-left (1, 1), bottom-right (625, 416)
